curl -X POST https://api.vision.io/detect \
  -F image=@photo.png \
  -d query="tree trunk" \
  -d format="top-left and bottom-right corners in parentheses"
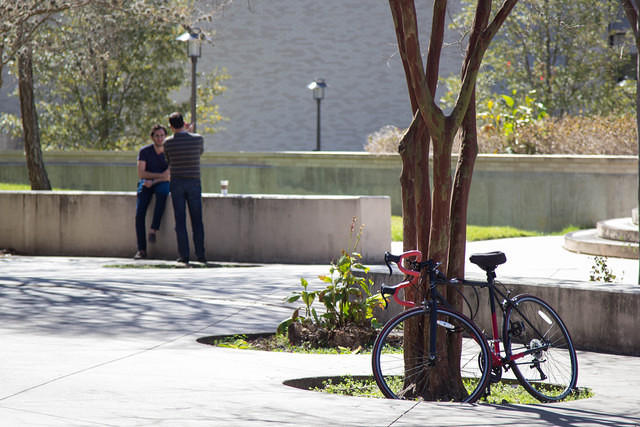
top-left (448, 94), bottom-right (478, 280)
top-left (398, 117), bottom-right (419, 252)
top-left (448, 0), bottom-right (491, 280)
top-left (389, 0), bottom-right (517, 401)
top-left (18, 42), bottom-right (51, 190)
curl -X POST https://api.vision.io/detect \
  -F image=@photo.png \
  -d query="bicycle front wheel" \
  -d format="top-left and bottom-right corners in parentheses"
top-left (504, 295), bottom-right (578, 402)
top-left (371, 307), bottom-right (490, 403)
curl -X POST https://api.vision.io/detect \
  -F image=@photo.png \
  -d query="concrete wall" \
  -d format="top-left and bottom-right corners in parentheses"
top-left (366, 271), bottom-right (640, 356)
top-left (0, 191), bottom-right (391, 264)
top-left (0, 151), bottom-right (636, 232)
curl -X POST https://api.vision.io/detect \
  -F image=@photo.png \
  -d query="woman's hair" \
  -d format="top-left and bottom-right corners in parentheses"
top-left (150, 124), bottom-right (167, 137)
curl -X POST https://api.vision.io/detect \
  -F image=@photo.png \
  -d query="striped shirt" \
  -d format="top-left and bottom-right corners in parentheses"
top-left (163, 132), bottom-right (204, 179)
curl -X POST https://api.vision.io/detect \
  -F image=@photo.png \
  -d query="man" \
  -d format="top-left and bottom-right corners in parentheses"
top-left (163, 112), bottom-right (206, 265)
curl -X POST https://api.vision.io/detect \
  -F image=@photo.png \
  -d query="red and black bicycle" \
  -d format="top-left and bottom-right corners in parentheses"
top-left (371, 250), bottom-right (578, 403)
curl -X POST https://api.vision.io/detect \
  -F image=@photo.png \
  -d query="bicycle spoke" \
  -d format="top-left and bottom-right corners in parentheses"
top-left (372, 308), bottom-right (490, 403)
top-left (504, 295), bottom-right (578, 402)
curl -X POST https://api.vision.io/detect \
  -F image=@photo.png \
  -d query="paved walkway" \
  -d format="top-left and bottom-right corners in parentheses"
top-left (0, 237), bottom-right (639, 426)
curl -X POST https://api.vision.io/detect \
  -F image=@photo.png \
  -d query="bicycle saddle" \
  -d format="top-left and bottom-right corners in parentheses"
top-left (469, 251), bottom-right (506, 272)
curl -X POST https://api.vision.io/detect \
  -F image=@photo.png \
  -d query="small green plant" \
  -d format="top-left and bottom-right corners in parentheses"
top-left (477, 89), bottom-right (547, 154)
top-left (278, 217), bottom-right (384, 336)
top-left (589, 256), bottom-right (618, 283)
top-left (214, 334), bottom-right (251, 349)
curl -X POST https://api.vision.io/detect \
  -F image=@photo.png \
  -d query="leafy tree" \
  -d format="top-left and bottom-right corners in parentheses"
top-left (444, 0), bottom-right (629, 116)
top-left (389, 0), bottom-right (516, 401)
top-left (1, 0), bottom-right (99, 189)
top-left (1, 0), bottom-right (230, 188)
top-left (2, 1), bottom-right (227, 150)
top-left (0, 0), bottom-right (96, 89)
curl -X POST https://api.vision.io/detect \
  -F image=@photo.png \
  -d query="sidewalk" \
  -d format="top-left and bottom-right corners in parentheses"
top-left (0, 237), bottom-right (639, 426)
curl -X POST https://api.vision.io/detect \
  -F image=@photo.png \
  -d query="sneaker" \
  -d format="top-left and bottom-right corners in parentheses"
top-left (176, 257), bottom-right (189, 264)
top-left (148, 232), bottom-right (156, 243)
top-left (197, 257), bottom-right (207, 264)
top-left (133, 250), bottom-right (146, 260)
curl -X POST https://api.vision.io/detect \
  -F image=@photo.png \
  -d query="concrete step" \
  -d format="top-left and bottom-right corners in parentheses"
top-left (597, 217), bottom-right (639, 243)
top-left (564, 229), bottom-right (639, 259)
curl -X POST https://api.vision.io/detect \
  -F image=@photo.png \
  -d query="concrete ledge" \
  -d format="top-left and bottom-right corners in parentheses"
top-left (564, 229), bottom-right (639, 259)
top-left (0, 191), bottom-right (391, 264)
top-left (365, 270), bottom-right (640, 356)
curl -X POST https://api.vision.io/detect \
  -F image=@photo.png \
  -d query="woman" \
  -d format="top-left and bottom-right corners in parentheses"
top-left (133, 124), bottom-right (170, 259)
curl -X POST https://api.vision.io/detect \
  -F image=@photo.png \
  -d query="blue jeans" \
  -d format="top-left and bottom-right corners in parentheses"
top-left (170, 178), bottom-right (205, 261)
top-left (135, 180), bottom-right (170, 251)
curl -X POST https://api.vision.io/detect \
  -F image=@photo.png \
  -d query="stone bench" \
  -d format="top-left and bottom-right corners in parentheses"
top-left (0, 191), bottom-right (391, 264)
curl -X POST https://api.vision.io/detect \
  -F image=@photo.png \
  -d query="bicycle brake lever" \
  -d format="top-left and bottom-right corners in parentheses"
top-left (384, 251), bottom-right (393, 276)
top-left (380, 292), bottom-right (388, 309)
top-left (380, 283), bottom-right (396, 310)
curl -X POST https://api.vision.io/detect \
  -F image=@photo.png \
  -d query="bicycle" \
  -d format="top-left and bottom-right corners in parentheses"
top-left (371, 249), bottom-right (578, 403)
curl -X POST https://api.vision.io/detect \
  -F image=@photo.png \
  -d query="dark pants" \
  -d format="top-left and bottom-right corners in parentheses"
top-left (135, 180), bottom-right (170, 252)
top-left (170, 178), bottom-right (205, 261)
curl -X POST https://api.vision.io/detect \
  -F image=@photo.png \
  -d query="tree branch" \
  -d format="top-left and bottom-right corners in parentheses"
top-left (450, 0), bottom-right (518, 130)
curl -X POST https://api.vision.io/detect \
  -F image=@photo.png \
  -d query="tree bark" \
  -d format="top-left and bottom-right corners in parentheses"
top-left (18, 42), bottom-right (51, 190)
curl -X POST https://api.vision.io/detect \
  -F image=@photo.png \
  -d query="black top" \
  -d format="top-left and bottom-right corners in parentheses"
top-left (137, 144), bottom-right (168, 174)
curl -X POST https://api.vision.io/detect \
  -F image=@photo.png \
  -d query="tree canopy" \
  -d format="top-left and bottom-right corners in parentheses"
top-left (1, 0), bottom-right (229, 150)
top-left (444, 0), bottom-right (632, 116)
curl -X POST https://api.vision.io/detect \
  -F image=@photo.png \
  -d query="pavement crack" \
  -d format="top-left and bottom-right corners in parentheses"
top-left (387, 400), bottom-right (421, 426)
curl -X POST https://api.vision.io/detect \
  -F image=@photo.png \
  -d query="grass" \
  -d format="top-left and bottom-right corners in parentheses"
top-left (313, 375), bottom-right (592, 404)
top-left (391, 215), bottom-right (578, 242)
top-left (203, 334), bottom-right (366, 355)
top-left (0, 182), bottom-right (75, 191)
top-left (0, 182), bottom-right (33, 190)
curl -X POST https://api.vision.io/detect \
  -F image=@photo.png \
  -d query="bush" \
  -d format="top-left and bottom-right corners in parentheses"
top-left (504, 114), bottom-right (637, 155)
top-left (364, 125), bottom-right (403, 153)
top-left (364, 114), bottom-right (638, 155)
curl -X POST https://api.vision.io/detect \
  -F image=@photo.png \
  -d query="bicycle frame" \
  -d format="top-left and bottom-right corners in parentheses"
top-left (382, 250), bottom-right (552, 371)
top-left (382, 251), bottom-right (470, 364)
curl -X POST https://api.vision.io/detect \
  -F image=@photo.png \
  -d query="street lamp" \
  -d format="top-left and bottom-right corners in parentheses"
top-left (177, 28), bottom-right (203, 132)
top-left (307, 78), bottom-right (327, 151)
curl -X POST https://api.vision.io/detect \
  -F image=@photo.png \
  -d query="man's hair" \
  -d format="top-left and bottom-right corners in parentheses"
top-left (150, 124), bottom-right (167, 137)
top-left (169, 112), bottom-right (184, 130)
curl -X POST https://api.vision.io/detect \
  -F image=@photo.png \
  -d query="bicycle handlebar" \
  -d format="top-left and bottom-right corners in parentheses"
top-left (381, 250), bottom-right (453, 308)
top-left (384, 250), bottom-right (422, 277)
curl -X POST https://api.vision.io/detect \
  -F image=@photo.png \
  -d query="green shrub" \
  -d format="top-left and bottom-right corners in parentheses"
top-left (278, 218), bottom-right (384, 335)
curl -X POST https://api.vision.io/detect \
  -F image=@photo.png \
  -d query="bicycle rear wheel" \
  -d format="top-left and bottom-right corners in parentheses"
top-left (504, 295), bottom-right (578, 402)
top-left (371, 307), bottom-right (490, 403)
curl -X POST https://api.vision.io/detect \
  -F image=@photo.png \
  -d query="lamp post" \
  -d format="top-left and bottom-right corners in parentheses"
top-left (307, 79), bottom-right (326, 151)
top-left (177, 28), bottom-right (202, 132)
